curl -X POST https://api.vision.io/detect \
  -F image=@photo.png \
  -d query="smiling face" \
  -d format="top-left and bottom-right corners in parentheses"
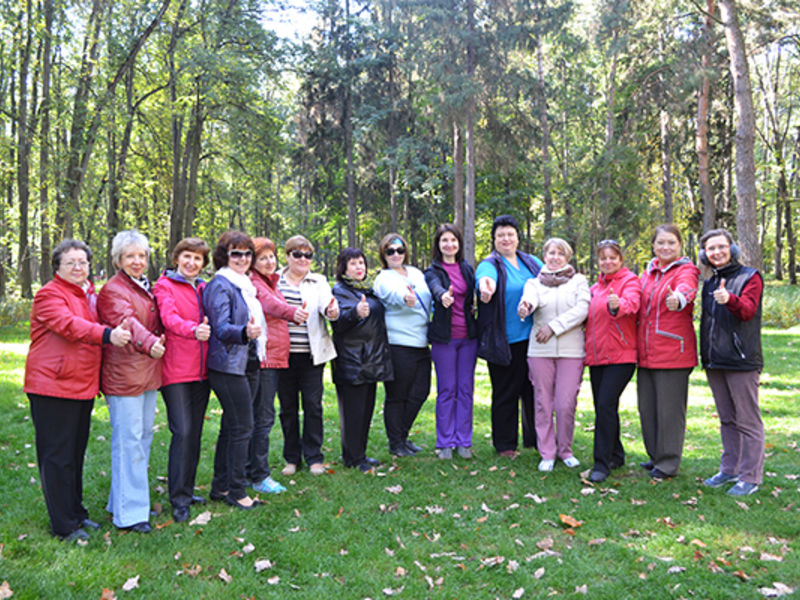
top-left (58, 248), bottom-right (90, 287)
top-left (345, 256), bottom-right (367, 281)
top-left (653, 231), bottom-right (681, 266)
top-left (177, 250), bottom-right (205, 280)
top-left (287, 247), bottom-right (312, 278)
top-left (493, 226), bottom-right (518, 258)
top-left (385, 243), bottom-right (406, 270)
top-left (597, 247), bottom-right (623, 276)
top-left (704, 234), bottom-right (732, 269)
top-left (439, 232), bottom-right (459, 263)
top-left (544, 243), bottom-right (569, 271)
top-left (226, 246), bottom-right (253, 275)
top-left (119, 245), bottom-right (148, 279)
top-left (254, 250), bottom-right (277, 277)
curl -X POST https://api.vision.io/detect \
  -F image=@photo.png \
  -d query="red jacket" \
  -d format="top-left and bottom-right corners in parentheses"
top-left (584, 267), bottom-right (640, 366)
top-left (153, 269), bottom-right (208, 386)
top-left (97, 271), bottom-right (163, 395)
top-left (637, 257), bottom-right (700, 369)
top-left (24, 274), bottom-right (107, 400)
top-left (251, 270), bottom-right (295, 369)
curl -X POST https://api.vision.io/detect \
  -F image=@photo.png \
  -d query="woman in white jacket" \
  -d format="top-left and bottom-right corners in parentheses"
top-left (518, 238), bottom-right (590, 472)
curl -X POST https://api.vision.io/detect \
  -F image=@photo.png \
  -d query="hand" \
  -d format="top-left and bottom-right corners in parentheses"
top-left (479, 277), bottom-right (496, 303)
top-left (356, 294), bottom-right (370, 318)
top-left (607, 287), bottom-right (620, 311)
top-left (517, 300), bottom-right (532, 319)
top-left (665, 285), bottom-right (680, 311)
top-left (712, 278), bottom-right (730, 305)
top-left (246, 315), bottom-right (262, 339)
top-left (325, 297), bottom-right (339, 320)
top-left (535, 324), bottom-right (554, 344)
top-left (403, 285), bottom-right (416, 307)
top-left (195, 316), bottom-right (211, 341)
top-left (109, 317), bottom-right (131, 347)
top-left (150, 334), bottom-right (166, 358)
top-left (441, 285), bottom-right (454, 309)
top-left (293, 301), bottom-right (309, 324)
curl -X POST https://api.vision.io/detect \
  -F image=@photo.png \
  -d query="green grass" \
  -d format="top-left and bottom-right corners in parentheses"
top-left (0, 322), bottom-right (798, 599)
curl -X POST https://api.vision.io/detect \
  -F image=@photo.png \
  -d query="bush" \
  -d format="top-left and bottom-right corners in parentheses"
top-left (0, 297), bottom-right (32, 328)
top-left (762, 282), bottom-right (800, 328)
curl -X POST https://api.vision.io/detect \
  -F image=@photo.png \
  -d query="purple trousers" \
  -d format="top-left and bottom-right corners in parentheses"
top-left (431, 337), bottom-right (478, 448)
top-left (528, 357), bottom-right (584, 460)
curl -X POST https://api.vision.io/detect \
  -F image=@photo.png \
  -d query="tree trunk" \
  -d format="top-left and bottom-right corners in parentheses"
top-left (598, 28), bottom-right (618, 237)
top-left (697, 0), bottom-right (715, 231)
top-left (536, 33), bottom-right (552, 238)
top-left (463, 0), bottom-right (477, 266)
top-left (719, 0), bottom-right (761, 269)
top-left (787, 126), bottom-right (799, 284)
top-left (38, 0), bottom-right (54, 284)
top-left (453, 120), bottom-right (464, 230)
top-left (17, 0), bottom-right (34, 298)
top-left (168, 0), bottom-right (188, 256)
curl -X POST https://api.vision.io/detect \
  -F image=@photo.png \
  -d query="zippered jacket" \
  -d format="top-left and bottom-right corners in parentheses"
top-left (251, 269), bottom-right (295, 369)
top-left (584, 267), bottom-right (640, 366)
top-left (424, 260), bottom-right (477, 344)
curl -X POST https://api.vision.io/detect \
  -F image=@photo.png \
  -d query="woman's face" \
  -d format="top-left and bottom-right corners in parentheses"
top-left (345, 256), bottom-right (366, 281)
top-left (119, 245), bottom-right (148, 279)
top-left (439, 232), bottom-right (459, 263)
top-left (287, 247), bottom-right (313, 278)
top-left (653, 231), bottom-right (681, 266)
top-left (597, 247), bottom-right (623, 276)
top-left (704, 234), bottom-right (732, 269)
top-left (544, 243), bottom-right (569, 271)
top-left (254, 250), bottom-right (277, 277)
top-left (384, 242), bottom-right (406, 270)
top-left (58, 248), bottom-right (90, 287)
top-left (226, 246), bottom-right (253, 275)
top-left (177, 250), bottom-right (205, 280)
top-left (494, 226), bottom-right (518, 257)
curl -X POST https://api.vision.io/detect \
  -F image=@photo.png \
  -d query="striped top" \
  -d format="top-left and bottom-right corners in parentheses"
top-left (278, 274), bottom-right (310, 353)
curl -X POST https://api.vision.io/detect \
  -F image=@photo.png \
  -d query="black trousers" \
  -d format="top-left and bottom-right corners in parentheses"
top-left (589, 363), bottom-right (635, 474)
top-left (28, 393), bottom-right (93, 537)
top-left (161, 380), bottom-right (210, 509)
top-left (336, 382), bottom-right (377, 467)
top-left (486, 340), bottom-right (536, 452)
top-left (278, 353), bottom-right (325, 466)
top-left (247, 368), bottom-right (280, 482)
top-left (209, 366), bottom-right (257, 501)
top-left (383, 345), bottom-right (431, 449)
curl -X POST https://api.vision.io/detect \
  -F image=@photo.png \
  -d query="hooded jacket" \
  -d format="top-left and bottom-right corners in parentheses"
top-left (584, 267), bottom-right (641, 366)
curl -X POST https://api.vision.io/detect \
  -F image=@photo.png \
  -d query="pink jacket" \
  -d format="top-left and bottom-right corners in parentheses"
top-left (153, 269), bottom-right (208, 386)
top-left (637, 257), bottom-right (700, 369)
top-left (584, 267), bottom-right (640, 366)
top-left (251, 270), bottom-right (295, 369)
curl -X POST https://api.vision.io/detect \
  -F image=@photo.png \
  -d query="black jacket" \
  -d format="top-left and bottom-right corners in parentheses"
top-left (203, 275), bottom-right (254, 376)
top-left (424, 260), bottom-right (477, 344)
top-left (331, 281), bottom-right (394, 385)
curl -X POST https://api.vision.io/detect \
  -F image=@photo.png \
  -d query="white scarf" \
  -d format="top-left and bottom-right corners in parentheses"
top-left (216, 267), bottom-right (267, 362)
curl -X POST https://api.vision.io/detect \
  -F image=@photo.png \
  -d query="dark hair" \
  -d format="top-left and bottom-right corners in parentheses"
top-left (491, 215), bottom-right (520, 247)
top-left (52, 239), bottom-right (93, 274)
top-left (597, 239), bottom-right (623, 261)
top-left (651, 223), bottom-right (682, 246)
top-left (171, 237), bottom-right (210, 267)
top-left (432, 223), bottom-right (464, 263)
top-left (378, 232), bottom-right (408, 269)
top-left (699, 228), bottom-right (734, 249)
top-left (335, 247), bottom-right (368, 282)
top-left (212, 230), bottom-right (255, 270)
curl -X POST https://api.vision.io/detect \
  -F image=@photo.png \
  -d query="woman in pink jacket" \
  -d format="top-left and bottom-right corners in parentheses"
top-left (584, 240), bottom-right (641, 483)
top-left (637, 224), bottom-right (700, 480)
top-left (153, 237), bottom-right (211, 523)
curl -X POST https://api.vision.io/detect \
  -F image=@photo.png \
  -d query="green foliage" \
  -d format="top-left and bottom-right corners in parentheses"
top-left (0, 299), bottom-right (32, 329)
top-left (762, 282), bottom-right (800, 328)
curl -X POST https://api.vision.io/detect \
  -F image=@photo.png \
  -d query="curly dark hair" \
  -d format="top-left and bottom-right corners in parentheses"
top-left (211, 231), bottom-right (255, 271)
top-left (335, 247), bottom-right (368, 282)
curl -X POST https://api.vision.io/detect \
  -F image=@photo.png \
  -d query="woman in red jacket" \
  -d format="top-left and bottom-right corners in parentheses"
top-left (24, 240), bottom-right (131, 541)
top-left (153, 238), bottom-right (211, 523)
top-left (98, 230), bottom-right (166, 533)
top-left (637, 224), bottom-right (700, 480)
top-left (584, 240), bottom-right (641, 483)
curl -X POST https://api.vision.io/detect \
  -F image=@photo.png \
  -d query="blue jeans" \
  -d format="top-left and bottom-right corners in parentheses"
top-left (106, 390), bottom-right (157, 527)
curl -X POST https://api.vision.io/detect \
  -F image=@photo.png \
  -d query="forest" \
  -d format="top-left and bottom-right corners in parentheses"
top-left (0, 0), bottom-right (798, 297)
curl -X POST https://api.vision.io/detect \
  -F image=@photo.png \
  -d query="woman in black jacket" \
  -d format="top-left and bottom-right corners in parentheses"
top-left (331, 248), bottom-right (394, 472)
top-left (424, 224), bottom-right (478, 459)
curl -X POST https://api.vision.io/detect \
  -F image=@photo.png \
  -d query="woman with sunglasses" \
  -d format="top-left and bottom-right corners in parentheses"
top-left (203, 231), bottom-right (265, 510)
top-left (374, 233), bottom-right (432, 457)
top-left (277, 235), bottom-right (339, 476)
top-left (583, 240), bottom-right (640, 483)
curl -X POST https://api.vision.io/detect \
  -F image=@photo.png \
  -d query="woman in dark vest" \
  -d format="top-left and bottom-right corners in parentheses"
top-left (699, 228), bottom-right (764, 496)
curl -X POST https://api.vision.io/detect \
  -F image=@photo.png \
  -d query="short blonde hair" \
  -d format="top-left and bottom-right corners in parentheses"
top-left (285, 235), bottom-right (314, 254)
top-left (543, 237), bottom-right (573, 262)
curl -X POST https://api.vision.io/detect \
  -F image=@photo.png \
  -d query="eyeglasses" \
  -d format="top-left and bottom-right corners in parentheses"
top-left (228, 250), bottom-right (253, 259)
top-left (385, 247), bottom-right (406, 257)
top-left (62, 260), bottom-right (90, 269)
top-left (290, 250), bottom-right (313, 260)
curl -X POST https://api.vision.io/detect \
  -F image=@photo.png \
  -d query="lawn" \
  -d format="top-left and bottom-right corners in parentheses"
top-left (0, 321), bottom-right (798, 599)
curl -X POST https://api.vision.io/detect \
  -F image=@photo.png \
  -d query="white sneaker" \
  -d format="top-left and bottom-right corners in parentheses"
top-left (538, 459), bottom-right (555, 472)
top-left (562, 456), bottom-right (580, 468)
top-left (309, 463), bottom-right (326, 476)
top-left (281, 463), bottom-right (297, 476)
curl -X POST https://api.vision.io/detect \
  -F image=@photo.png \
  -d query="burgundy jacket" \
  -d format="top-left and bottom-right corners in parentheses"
top-left (24, 274), bottom-right (107, 400)
top-left (153, 269), bottom-right (208, 386)
top-left (584, 267), bottom-right (641, 367)
top-left (251, 269), bottom-right (295, 369)
top-left (97, 270), bottom-right (163, 395)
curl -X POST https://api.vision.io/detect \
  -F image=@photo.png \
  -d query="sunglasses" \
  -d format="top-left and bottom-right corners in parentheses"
top-left (385, 247), bottom-right (406, 257)
top-left (290, 250), bottom-right (313, 260)
top-left (228, 249), bottom-right (253, 259)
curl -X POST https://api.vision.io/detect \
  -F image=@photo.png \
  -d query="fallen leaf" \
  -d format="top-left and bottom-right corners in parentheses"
top-left (242, 543), bottom-right (255, 554)
top-left (122, 575), bottom-right (140, 591)
top-left (189, 511), bottom-right (211, 526)
top-left (476, 516), bottom-right (487, 523)
top-left (536, 538), bottom-right (554, 551)
top-left (534, 567), bottom-right (545, 579)
top-left (385, 548), bottom-right (395, 557)
top-left (382, 585), bottom-right (404, 595)
top-left (425, 505), bottom-right (444, 514)
top-left (760, 552), bottom-right (784, 562)
top-left (524, 493), bottom-right (547, 504)
top-left (99, 588), bottom-right (116, 600)
top-left (630, 498), bottom-right (646, 505)
top-left (254, 559), bottom-right (273, 572)
top-left (559, 514), bottom-right (583, 528)
top-left (733, 570), bottom-right (750, 580)
top-left (758, 583), bottom-right (794, 597)
top-left (575, 584), bottom-right (588, 594)
top-left (512, 588), bottom-right (525, 598)
top-left (480, 556), bottom-right (505, 567)
top-left (385, 485), bottom-right (403, 494)
top-left (690, 539), bottom-right (707, 548)
top-left (707, 561), bottom-right (724, 574)
top-left (218, 568), bottom-right (232, 583)
top-left (587, 538), bottom-right (606, 546)
top-left (395, 566), bottom-right (406, 577)
top-left (735, 501), bottom-right (749, 511)
top-left (267, 575), bottom-right (280, 585)
top-left (580, 488), bottom-right (595, 496)
top-left (667, 566), bottom-right (686, 574)
top-left (507, 560), bottom-right (519, 573)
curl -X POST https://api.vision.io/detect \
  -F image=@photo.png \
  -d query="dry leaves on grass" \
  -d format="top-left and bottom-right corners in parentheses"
top-left (189, 511), bottom-right (212, 526)
top-left (384, 485), bottom-right (403, 495)
top-left (524, 493), bottom-right (547, 504)
top-left (480, 556), bottom-right (505, 567)
top-left (383, 585), bottom-right (405, 595)
top-left (218, 568), bottom-right (232, 583)
top-left (666, 566), bottom-right (686, 574)
top-left (759, 582), bottom-right (795, 597)
top-left (760, 552), bottom-right (784, 562)
top-left (99, 589), bottom-right (116, 600)
top-left (512, 588), bottom-right (525, 598)
top-left (559, 514), bottom-right (583, 528)
top-left (0, 581), bottom-right (13, 600)
top-left (121, 576), bottom-right (139, 591)
top-left (254, 559), bottom-right (273, 573)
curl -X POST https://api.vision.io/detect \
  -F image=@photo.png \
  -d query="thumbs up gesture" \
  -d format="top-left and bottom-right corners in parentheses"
top-left (246, 314), bottom-right (262, 339)
top-left (109, 317), bottom-right (131, 347)
top-left (150, 334), bottom-right (167, 358)
top-left (325, 296), bottom-right (339, 320)
top-left (479, 277), bottom-right (496, 303)
top-left (357, 293), bottom-right (370, 318)
top-left (441, 285), bottom-right (454, 309)
top-left (195, 315), bottom-right (211, 341)
top-left (293, 300), bottom-right (309, 324)
top-left (607, 286), bottom-right (620, 311)
top-left (712, 278), bottom-right (730, 305)
top-left (404, 285), bottom-right (417, 307)
top-left (665, 285), bottom-right (680, 311)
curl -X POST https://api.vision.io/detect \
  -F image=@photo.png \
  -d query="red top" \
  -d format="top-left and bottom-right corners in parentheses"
top-left (584, 267), bottom-right (641, 366)
top-left (251, 269), bottom-right (296, 369)
top-left (24, 274), bottom-right (107, 400)
top-left (723, 273), bottom-right (763, 322)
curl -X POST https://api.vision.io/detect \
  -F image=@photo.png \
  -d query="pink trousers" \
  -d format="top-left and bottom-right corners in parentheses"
top-left (528, 357), bottom-right (584, 460)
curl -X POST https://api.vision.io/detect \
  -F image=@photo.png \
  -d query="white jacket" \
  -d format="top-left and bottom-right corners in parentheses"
top-left (279, 268), bottom-right (337, 365)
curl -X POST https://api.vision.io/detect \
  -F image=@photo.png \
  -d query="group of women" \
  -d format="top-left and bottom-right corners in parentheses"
top-left (24, 218), bottom-right (765, 542)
